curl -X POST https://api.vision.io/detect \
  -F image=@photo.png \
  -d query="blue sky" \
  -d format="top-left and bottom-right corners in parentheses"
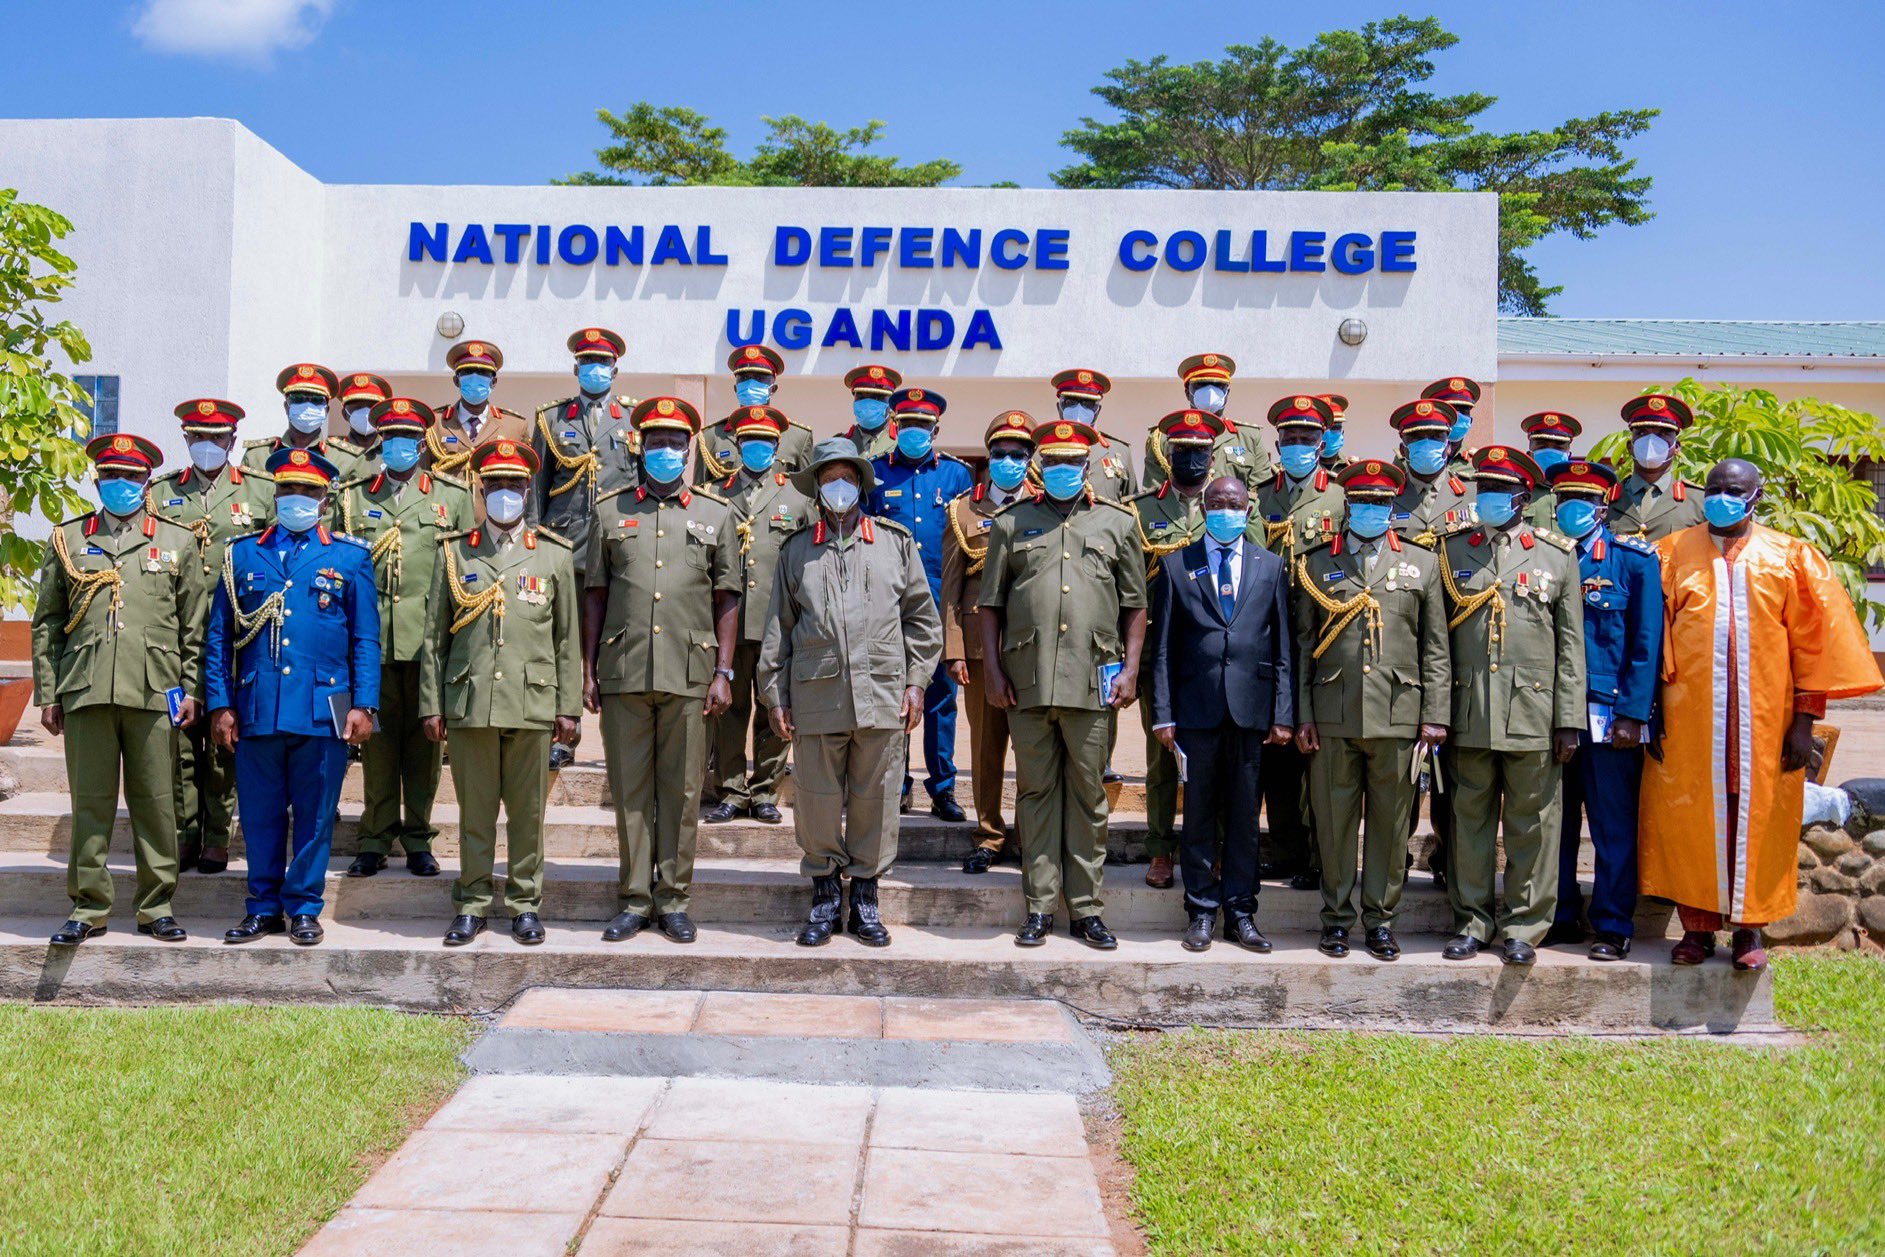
top-left (9, 0), bottom-right (1882, 319)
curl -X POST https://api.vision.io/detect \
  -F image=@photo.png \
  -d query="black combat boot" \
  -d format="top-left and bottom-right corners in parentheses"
top-left (797, 874), bottom-right (842, 947)
top-left (845, 877), bottom-right (891, 947)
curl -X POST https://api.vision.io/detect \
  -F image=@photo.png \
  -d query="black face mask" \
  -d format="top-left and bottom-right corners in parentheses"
top-left (1170, 448), bottom-right (1212, 485)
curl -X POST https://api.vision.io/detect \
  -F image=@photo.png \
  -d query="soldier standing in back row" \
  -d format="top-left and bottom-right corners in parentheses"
top-left (1421, 376), bottom-right (1481, 476)
top-left (696, 345), bottom-right (814, 484)
top-left (700, 405), bottom-right (811, 825)
top-left (1140, 353), bottom-right (1269, 493)
top-left (834, 363), bottom-right (902, 462)
top-left (333, 372), bottom-right (392, 470)
top-left (1439, 447), bottom-right (1586, 967)
top-left (1520, 410), bottom-right (1582, 530)
top-left (243, 362), bottom-right (370, 483)
top-left (421, 441), bottom-right (583, 947)
top-left (532, 326), bottom-right (638, 560)
top-left (147, 398), bottom-right (273, 876)
top-left (36, 435), bottom-right (206, 945)
top-left (761, 439), bottom-right (942, 948)
top-left (1607, 394), bottom-right (1705, 541)
top-left (1048, 369), bottom-right (1137, 501)
top-left (1317, 393), bottom-right (1353, 473)
top-left (425, 339), bottom-right (529, 517)
top-left (979, 419), bottom-right (1148, 951)
top-left (585, 397), bottom-right (740, 945)
top-left (331, 399), bottom-right (475, 878)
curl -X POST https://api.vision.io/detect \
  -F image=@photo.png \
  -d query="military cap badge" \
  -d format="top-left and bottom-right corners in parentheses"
top-left (1416, 401), bottom-right (1433, 416)
top-left (1056, 422), bottom-right (1073, 439)
top-left (197, 400), bottom-right (216, 415)
top-left (657, 399), bottom-right (676, 415)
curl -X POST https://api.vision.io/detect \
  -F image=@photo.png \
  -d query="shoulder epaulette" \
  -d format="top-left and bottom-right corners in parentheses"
top-left (335, 475), bottom-right (370, 493)
top-left (991, 496), bottom-right (1034, 517)
top-left (1399, 533), bottom-right (1435, 550)
top-left (151, 468), bottom-right (187, 485)
top-left (1615, 533), bottom-right (1657, 555)
top-left (874, 516), bottom-right (914, 538)
top-left (1534, 529), bottom-right (1574, 552)
top-left (693, 485), bottom-right (730, 505)
top-left (59, 512), bottom-right (94, 528)
top-left (596, 485), bottom-right (634, 506)
top-left (945, 487), bottom-right (975, 507)
top-left (242, 437), bottom-right (274, 451)
top-left (429, 470), bottom-right (470, 492)
top-left (496, 405), bottom-right (527, 421)
top-left (939, 452), bottom-right (971, 467)
top-left (1094, 497), bottom-right (1136, 516)
top-left (535, 400), bottom-right (562, 419)
top-left (336, 532), bottom-right (370, 547)
top-left (788, 418), bottom-right (813, 433)
top-left (436, 528), bottom-right (475, 543)
top-left (533, 525), bottom-right (574, 549)
top-left (1297, 534), bottom-right (1337, 557)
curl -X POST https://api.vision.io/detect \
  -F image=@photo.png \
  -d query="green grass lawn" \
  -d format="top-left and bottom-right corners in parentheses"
top-left (1110, 951), bottom-right (1885, 1255)
top-left (0, 1004), bottom-right (470, 1256)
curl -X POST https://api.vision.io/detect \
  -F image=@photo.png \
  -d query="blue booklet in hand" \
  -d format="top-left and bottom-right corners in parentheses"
top-left (1097, 661), bottom-right (1123, 705)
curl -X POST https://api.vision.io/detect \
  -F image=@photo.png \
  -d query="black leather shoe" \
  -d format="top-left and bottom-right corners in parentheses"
top-left (1500, 938), bottom-right (1537, 967)
top-left (1428, 866), bottom-right (1448, 893)
top-left (1226, 914), bottom-right (1271, 953)
top-left (962, 847), bottom-right (996, 874)
top-left (346, 852), bottom-right (387, 878)
top-left (1070, 916), bottom-right (1117, 950)
top-left (197, 846), bottom-right (229, 876)
top-left (601, 911), bottom-right (647, 941)
top-left (700, 801), bottom-right (744, 824)
top-left (548, 743), bottom-right (575, 772)
top-left (224, 914), bottom-right (286, 944)
top-left (444, 914), bottom-right (485, 947)
top-left (752, 803), bottom-right (784, 824)
top-left (406, 851), bottom-right (441, 877)
top-left (1589, 932), bottom-right (1631, 962)
top-left (930, 793), bottom-right (967, 823)
top-left (846, 877), bottom-right (891, 947)
top-left (289, 914), bottom-right (324, 946)
top-left (177, 845), bottom-right (201, 874)
top-left (50, 919), bottom-right (105, 946)
top-left (797, 875), bottom-right (842, 947)
top-left (1015, 913), bottom-right (1053, 947)
top-left (899, 790), bottom-right (912, 815)
top-left (1442, 934), bottom-right (1481, 961)
top-left (1288, 871), bottom-right (1320, 892)
top-left (1102, 767), bottom-right (1123, 785)
top-left (1318, 926), bottom-right (1350, 958)
top-left (511, 913), bottom-right (545, 945)
top-left (137, 917), bottom-right (187, 942)
top-left (1182, 913), bottom-right (1215, 953)
top-left (1364, 927), bottom-right (1400, 961)
top-left (658, 912), bottom-right (697, 943)
top-left (1257, 862), bottom-right (1290, 881)
top-left (1543, 921), bottom-right (1587, 948)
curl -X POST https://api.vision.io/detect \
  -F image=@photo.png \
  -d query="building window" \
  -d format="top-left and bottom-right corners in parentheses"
top-left (72, 374), bottom-right (119, 438)
top-left (1854, 458), bottom-right (1885, 578)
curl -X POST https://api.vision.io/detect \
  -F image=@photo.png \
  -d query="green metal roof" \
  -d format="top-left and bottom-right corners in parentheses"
top-left (1498, 319), bottom-right (1885, 359)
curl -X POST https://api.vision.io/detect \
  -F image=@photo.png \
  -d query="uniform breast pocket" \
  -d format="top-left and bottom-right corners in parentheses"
top-left (55, 641), bottom-right (96, 697)
top-left (1507, 665), bottom-right (1554, 736)
top-left (683, 533), bottom-right (714, 570)
top-left (144, 638), bottom-right (182, 692)
top-left (1312, 666), bottom-right (1345, 723)
top-left (789, 648), bottom-right (845, 713)
top-left (1387, 666), bottom-right (1423, 725)
top-left (1000, 625), bottom-right (1039, 687)
top-left (1081, 537), bottom-right (1116, 578)
top-left (445, 658), bottom-right (473, 721)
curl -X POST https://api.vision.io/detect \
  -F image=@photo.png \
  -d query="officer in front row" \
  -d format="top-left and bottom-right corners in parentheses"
top-left (208, 448), bottom-right (380, 947)
top-left (421, 441), bottom-right (583, 947)
top-left (1541, 460), bottom-right (1663, 961)
top-left (36, 435), bottom-right (206, 945)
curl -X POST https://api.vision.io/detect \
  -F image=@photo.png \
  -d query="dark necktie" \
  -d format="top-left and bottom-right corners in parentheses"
top-left (1216, 546), bottom-right (1235, 620)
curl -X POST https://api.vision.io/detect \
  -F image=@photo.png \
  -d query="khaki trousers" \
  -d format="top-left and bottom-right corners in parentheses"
top-left (1310, 735), bottom-right (1417, 931)
top-left (64, 705), bottom-right (178, 925)
top-left (704, 639), bottom-right (791, 809)
top-left (961, 658), bottom-right (1012, 852)
top-left (793, 726), bottom-right (902, 878)
top-left (1446, 746), bottom-right (1562, 945)
top-left (602, 691), bottom-right (706, 916)
top-left (446, 726), bottom-right (550, 916)
top-left (358, 661), bottom-right (441, 855)
top-left (1010, 705), bottom-right (1112, 919)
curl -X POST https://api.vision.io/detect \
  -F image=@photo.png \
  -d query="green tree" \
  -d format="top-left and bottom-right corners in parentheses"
top-left (0, 189), bottom-right (94, 612)
top-left (1589, 380), bottom-right (1885, 626)
top-left (1053, 16), bottom-right (1657, 315)
top-left (559, 105), bottom-right (961, 188)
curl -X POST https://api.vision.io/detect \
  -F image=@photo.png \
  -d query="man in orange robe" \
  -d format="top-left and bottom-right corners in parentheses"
top-left (1640, 459), bottom-right (1882, 970)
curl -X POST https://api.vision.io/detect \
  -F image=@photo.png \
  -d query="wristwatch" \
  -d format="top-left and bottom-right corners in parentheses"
top-left (713, 667), bottom-right (736, 681)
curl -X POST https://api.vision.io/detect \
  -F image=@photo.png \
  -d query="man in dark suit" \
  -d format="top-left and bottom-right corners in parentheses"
top-left (1151, 472), bottom-right (1295, 952)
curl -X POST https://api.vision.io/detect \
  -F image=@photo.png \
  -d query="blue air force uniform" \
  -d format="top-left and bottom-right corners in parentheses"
top-left (867, 387), bottom-right (974, 804)
top-left (1547, 461), bottom-right (1663, 944)
top-left (207, 451), bottom-right (380, 922)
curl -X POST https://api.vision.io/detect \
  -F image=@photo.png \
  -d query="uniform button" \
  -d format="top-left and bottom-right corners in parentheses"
top-left (1362, 664), bottom-right (1371, 674)
top-left (392, 594), bottom-right (400, 603)
top-left (653, 625), bottom-right (663, 634)
top-left (282, 665), bottom-right (291, 674)
top-left (283, 609), bottom-right (292, 618)
top-left (915, 516), bottom-right (923, 523)
top-left (282, 637), bottom-right (291, 647)
top-left (1064, 552), bottom-right (1072, 559)
top-left (1489, 663), bottom-right (1499, 672)
top-left (285, 580), bottom-right (293, 588)
top-left (654, 591), bottom-right (663, 601)
top-left (1062, 585), bottom-right (1071, 593)
top-left (1060, 624), bottom-right (1068, 633)
top-left (655, 559), bottom-right (664, 568)
top-left (494, 671), bottom-right (503, 680)
top-left (747, 580), bottom-right (756, 588)
top-left (657, 530), bottom-right (665, 537)
top-left (915, 541), bottom-right (923, 549)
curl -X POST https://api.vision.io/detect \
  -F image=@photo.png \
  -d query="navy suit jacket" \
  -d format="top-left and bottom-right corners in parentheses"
top-left (1151, 537), bottom-right (1294, 731)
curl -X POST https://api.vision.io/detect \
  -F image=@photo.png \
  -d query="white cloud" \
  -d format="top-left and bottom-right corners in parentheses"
top-left (132, 0), bottom-right (336, 62)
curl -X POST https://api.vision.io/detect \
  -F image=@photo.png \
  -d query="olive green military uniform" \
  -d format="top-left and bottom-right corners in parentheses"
top-left (586, 484), bottom-right (740, 916)
top-left (1607, 471), bottom-right (1705, 542)
top-left (334, 469), bottom-right (476, 857)
top-left (760, 514), bottom-right (942, 876)
top-left (1524, 486), bottom-right (1559, 531)
top-left (531, 394), bottom-right (640, 572)
top-left (330, 433), bottom-right (379, 473)
top-left (695, 415), bottom-right (814, 486)
top-left (423, 402), bottom-right (531, 517)
top-left (31, 509), bottom-right (207, 925)
top-left (1294, 532), bottom-right (1450, 931)
top-left (145, 463), bottom-right (273, 862)
top-left (1439, 524), bottom-right (1587, 945)
top-left (420, 523), bottom-right (582, 917)
top-left (1388, 461), bottom-right (1476, 547)
top-left (1081, 435), bottom-right (1137, 502)
top-left (838, 422), bottom-right (897, 463)
top-left (242, 435), bottom-right (370, 484)
top-left (980, 493), bottom-right (1147, 918)
top-left (706, 467), bottom-right (812, 811)
top-left (1140, 424), bottom-right (1272, 494)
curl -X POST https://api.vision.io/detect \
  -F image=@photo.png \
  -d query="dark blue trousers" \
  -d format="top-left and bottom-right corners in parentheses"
top-left (1555, 739), bottom-right (1642, 938)
top-left (236, 733), bottom-right (348, 918)
top-left (903, 659), bottom-right (958, 800)
top-left (1176, 721), bottom-right (1263, 914)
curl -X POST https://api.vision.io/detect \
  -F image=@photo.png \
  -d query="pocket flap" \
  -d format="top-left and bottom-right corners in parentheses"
top-left (791, 650), bottom-right (843, 681)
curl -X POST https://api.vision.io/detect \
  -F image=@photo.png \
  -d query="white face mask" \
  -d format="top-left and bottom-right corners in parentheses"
top-left (819, 479), bottom-right (860, 514)
top-left (189, 440), bottom-right (230, 472)
top-left (286, 399), bottom-right (327, 434)
top-left (345, 405), bottom-right (375, 436)
top-left (485, 487), bottom-right (526, 526)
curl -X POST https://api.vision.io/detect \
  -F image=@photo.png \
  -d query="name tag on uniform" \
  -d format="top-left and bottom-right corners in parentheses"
top-left (1230, 446), bottom-right (1246, 457)
top-left (716, 447), bottom-right (733, 459)
top-left (1022, 528), bottom-right (1043, 537)
top-left (884, 489), bottom-right (903, 498)
top-left (620, 518), bottom-right (639, 527)
top-left (443, 434), bottom-right (459, 445)
top-left (979, 519), bottom-right (992, 530)
top-left (562, 430), bottom-right (581, 442)
top-left (462, 572), bottom-right (478, 583)
top-left (366, 509), bottom-right (383, 519)
top-left (85, 545), bottom-right (104, 555)
top-left (1266, 514), bottom-right (1282, 523)
top-left (244, 572), bottom-right (266, 588)
top-left (1152, 521), bottom-right (1170, 531)
top-left (1393, 511), bottom-right (1411, 520)
top-left (1190, 566), bottom-right (1210, 580)
top-left (165, 498), bottom-right (185, 507)
top-left (1455, 569), bottom-right (1474, 581)
top-left (1324, 570), bottom-right (1345, 582)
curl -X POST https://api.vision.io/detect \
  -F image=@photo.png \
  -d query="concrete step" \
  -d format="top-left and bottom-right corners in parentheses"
top-left (0, 851), bottom-right (1684, 937)
top-left (0, 916), bottom-right (1774, 1034)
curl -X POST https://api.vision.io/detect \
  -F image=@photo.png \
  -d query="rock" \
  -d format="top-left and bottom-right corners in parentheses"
top-left (1861, 864), bottom-right (1885, 897)
top-left (1836, 851), bottom-right (1873, 878)
top-left (1799, 846), bottom-right (1822, 873)
top-left (1841, 778), bottom-right (1885, 829)
top-left (1863, 831), bottom-right (1885, 858)
top-left (0, 761), bottom-right (17, 803)
top-left (1766, 892), bottom-right (1855, 946)
top-left (1802, 826), bottom-right (1855, 861)
top-left (1810, 867), bottom-right (1859, 896)
top-left (1861, 897), bottom-right (1885, 939)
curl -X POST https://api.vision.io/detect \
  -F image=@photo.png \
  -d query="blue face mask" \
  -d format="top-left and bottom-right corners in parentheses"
top-left (642, 445), bottom-right (687, 484)
top-left (1059, 400), bottom-right (1097, 425)
top-left (1278, 444), bottom-right (1320, 478)
top-left (853, 397), bottom-right (889, 431)
top-left (987, 454), bottom-right (1028, 491)
top-left (286, 399), bottom-right (327, 434)
top-left (1204, 509), bottom-right (1248, 544)
top-left (98, 478), bottom-right (145, 517)
top-left (1632, 433), bottom-right (1672, 468)
top-left (457, 373), bottom-right (493, 405)
top-left (1531, 447), bottom-right (1570, 474)
top-left (1406, 439), bottom-right (1448, 476)
top-left (1321, 429), bottom-right (1345, 459)
top-left (1347, 502), bottom-right (1392, 538)
top-left (1188, 383), bottom-right (1228, 414)
top-left (735, 378), bottom-right (771, 407)
top-left (740, 439), bottom-right (777, 473)
top-left (1704, 491), bottom-right (1751, 528)
top-left (1476, 491), bottom-right (1518, 528)
top-left (1448, 413), bottom-right (1473, 444)
top-left (897, 427), bottom-right (934, 461)
top-left (276, 493), bottom-right (322, 533)
top-left (577, 363), bottom-right (614, 396)
top-left (1041, 463), bottom-right (1086, 501)
top-left (379, 436), bottom-right (421, 473)
top-left (1555, 498), bottom-right (1601, 538)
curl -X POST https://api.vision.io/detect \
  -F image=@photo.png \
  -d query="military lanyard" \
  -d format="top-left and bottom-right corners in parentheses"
top-left (536, 409), bottom-right (600, 500)
top-left (50, 525), bottom-right (125, 635)
top-left (1295, 554), bottom-right (1383, 661)
top-left (443, 542), bottom-right (505, 646)
top-left (220, 544), bottom-right (286, 657)
top-left (1441, 543), bottom-right (1508, 658)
